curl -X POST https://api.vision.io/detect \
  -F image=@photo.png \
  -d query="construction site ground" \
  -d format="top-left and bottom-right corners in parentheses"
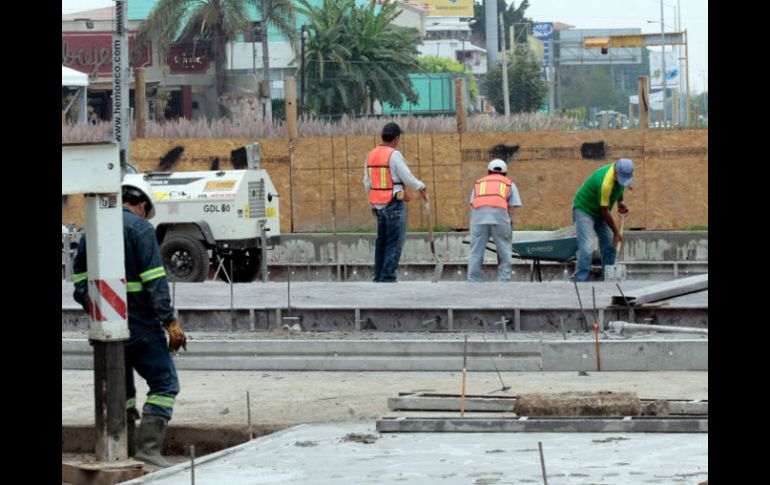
top-left (62, 369), bottom-right (707, 444)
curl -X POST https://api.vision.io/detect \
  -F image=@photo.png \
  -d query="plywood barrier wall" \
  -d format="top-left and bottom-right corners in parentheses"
top-left (62, 129), bottom-right (708, 231)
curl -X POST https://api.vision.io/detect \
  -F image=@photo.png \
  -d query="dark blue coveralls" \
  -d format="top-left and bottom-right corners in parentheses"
top-left (73, 207), bottom-right (180, 420)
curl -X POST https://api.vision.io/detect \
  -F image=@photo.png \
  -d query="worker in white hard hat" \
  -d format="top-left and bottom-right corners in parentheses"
top-left (467, 159), bottom-right (522, 282)
top-left (72, 179), bottom-right (186, 467)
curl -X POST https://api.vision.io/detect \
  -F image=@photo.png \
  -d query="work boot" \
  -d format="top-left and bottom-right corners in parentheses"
top-left (127, 408), bottom-right (140, 457)
top-left (134, 414), bottom-right (172, 467)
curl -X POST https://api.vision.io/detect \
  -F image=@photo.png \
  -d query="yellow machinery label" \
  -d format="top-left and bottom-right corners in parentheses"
top-left (266, 207), bottom-right (276, 217)
top-left (204, 180), bottom-right (236, 191)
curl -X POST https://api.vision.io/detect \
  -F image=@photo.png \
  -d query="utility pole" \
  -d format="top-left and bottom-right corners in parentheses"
top-left (113, 0), bottom-right (132, 175)
top-left (660, 0), bottom-right (667, 128)
top-left (485, 0), bottom-right (498, 69)
top-left (300, 25), bottom-right (308, 118)
top-left (499, 12), bottom-right (510, 116)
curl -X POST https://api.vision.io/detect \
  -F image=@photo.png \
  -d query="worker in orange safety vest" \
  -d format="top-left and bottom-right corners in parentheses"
top-left (467, 159), bottom-right (522, 282)
top-left (364, 122), bottom-right (425, 282)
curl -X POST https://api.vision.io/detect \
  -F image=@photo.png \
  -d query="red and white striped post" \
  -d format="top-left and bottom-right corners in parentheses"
top-left (63, 142), bottom-right (129, 463)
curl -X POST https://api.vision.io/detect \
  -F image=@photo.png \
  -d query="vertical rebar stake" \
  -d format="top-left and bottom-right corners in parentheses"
top-left (247, 391), bottom-right (253, 440)
top-left (538, 441), bottom-right (548, 485)
top-left (230, 256), bottom-right (235, 329)
top-left (190, 445), bottom-right (196, 485)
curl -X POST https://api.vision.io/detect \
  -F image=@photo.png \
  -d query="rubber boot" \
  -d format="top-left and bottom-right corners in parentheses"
top-left (127, 408), bottom-right (140, 457)
top-left (134, 414), bottom-right (172, 467)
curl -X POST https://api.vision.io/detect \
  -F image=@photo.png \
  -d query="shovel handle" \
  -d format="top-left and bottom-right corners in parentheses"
top-left (615, 215), bottom-right (625, 253)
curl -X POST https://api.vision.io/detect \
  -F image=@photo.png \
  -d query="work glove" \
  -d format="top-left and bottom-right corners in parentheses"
top-left (165, 320), bottom-right (187, 353)
top-left (371, 207), bottom-right (377, 217)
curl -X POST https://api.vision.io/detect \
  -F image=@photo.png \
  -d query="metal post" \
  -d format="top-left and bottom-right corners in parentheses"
top-left (331, 199), bottom-right (341, 281)
top-left (230, 255), bottom-right (235, 329)
top-left (93, 342), bottom-right (127, 462)
top-left (190, 445), bottom-right (196, 485)
top-left (659, 0), bottom-right (667, 128)
top-left (300, 26), bottom-right (307, 118)
top-left (247, 391), bottom-right (253, 439)
top-left (113, 0), bottom-right (131, 175)
top-left (685, 30), bottom-right (691, 127)
top-left (135, 68), bottom-right (147, 138)
top-left (455, 78), bottom-right (467, 133)
top-left (538, 442), bottom-right (549, 485)
top-left (638, 76), bottom-right (649, 129)
top-left (498, 13), bottom-right (510, 117)
top-left (485, 0), bottom-right (498, 68)
top-left (70, 143), bottom-right (129, 463)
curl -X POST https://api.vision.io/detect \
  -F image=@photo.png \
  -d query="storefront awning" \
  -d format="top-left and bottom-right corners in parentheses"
top-left (62, 65), bottom-right (89, 87)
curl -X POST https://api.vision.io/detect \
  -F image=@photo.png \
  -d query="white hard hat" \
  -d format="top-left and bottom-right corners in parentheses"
top-left (488, 159), bottom-right (508, 174)
top-left (122, 177), bottom-right (156, 220)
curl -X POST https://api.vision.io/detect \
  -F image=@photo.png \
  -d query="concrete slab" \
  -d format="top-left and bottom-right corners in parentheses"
top-left (62, 281), bottom-right (708, 311)
top-left (62, 338), bottom-right (708, 371)
top-left (120, 422), bottom-right (708, 484)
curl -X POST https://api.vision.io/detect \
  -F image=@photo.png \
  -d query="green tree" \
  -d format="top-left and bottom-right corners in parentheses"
top-left (137, 0), bottom-right (255, 111)
top-left (484, 45), bottom-right (547, 113)
top-left (255, 0), bottom-right (297, 121)
top-left (418, 56), bottom-right (479, 103)
top-left (471, 0), bottom-right (532, 49)
top-left (296, 0), bottom-right (421, 115)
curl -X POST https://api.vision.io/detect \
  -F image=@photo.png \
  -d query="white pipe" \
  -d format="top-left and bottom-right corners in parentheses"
top-left (608, 321), bottom-right (707, 335)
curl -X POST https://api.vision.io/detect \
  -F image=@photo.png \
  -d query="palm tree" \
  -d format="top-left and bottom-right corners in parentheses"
top-left (136, 0), bottom-right (253, 116)
top-left (296, 0), bottom-right (420, 115)
top-left (253, 0), bottom-right (297, 122)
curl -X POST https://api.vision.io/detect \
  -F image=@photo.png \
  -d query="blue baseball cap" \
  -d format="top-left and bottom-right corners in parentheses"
top-left (615, 158), bottom-right (634, 187)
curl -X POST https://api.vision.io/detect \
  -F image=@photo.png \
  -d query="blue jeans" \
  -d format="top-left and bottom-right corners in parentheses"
top-left (468, 223), bottom-right (512, 282)
top-left (373, 199), bottom-right (407, 282)
top-left (125, 327), bottom-right (180, 420)
top-left (573, 207), bottom-right (616, 282)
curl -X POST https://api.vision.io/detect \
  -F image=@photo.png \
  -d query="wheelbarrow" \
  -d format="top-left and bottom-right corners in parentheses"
top-left (511, 237), bottom-right (578, 282)
top-left (462, 236), bottom-right (578, 282)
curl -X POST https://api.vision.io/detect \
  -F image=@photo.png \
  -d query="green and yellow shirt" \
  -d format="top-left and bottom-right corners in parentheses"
top-left (573, 163), bottom-right (625, 218)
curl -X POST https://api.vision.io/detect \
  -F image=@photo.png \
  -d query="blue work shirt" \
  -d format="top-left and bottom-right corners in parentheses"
top-left (73, 208), bottom-right (175, 339)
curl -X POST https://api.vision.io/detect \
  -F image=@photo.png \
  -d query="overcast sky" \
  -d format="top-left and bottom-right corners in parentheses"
top-left (62, 0), bottom-right (707, 93)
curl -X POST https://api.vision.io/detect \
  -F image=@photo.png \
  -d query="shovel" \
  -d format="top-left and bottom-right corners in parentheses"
top-left (421, 191), bottom-right (445, 283)
top-left (604, 214), bottom-right (626, 281)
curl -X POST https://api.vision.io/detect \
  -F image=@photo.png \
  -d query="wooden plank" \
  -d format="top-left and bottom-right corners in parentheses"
top-left (62, 462), bottom-right (144, 485)
top-left (389, 393), bottom-right (707, 415)
top-left (376, 416), bottom-right (707, 433)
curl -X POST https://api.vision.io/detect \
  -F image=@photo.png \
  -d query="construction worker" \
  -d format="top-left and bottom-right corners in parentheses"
top-left (364, 122), bottom-right (426, 282)
top-left (467, 159), bottom-right (522, 282)
top-left (572, 158), bottom-right (633, 282)
top-left (72, 179), bottom-right (187, 467)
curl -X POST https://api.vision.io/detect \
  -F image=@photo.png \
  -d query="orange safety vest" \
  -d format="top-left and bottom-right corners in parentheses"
top-left (366, 145), bottom-right (408, 204)
top-left (472, 173), bottom-right (512, 209)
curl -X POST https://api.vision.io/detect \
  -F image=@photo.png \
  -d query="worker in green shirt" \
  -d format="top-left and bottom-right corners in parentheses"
top-left (571, 158), bottom-right (633, 281)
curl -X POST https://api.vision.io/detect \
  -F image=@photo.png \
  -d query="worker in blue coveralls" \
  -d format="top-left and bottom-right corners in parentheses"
top-left (73, 179), bottom-right (187, 467)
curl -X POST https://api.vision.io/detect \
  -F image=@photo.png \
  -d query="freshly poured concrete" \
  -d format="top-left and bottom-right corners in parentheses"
top-left (123, 422), bottom-right (708, 484)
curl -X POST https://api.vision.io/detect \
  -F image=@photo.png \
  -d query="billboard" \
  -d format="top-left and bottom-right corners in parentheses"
top-left (649, 51), bottom-right (680, 89)
top-left (403, 0), bottom-right (474, 17)
top-left (558, 28), bottom-right (642, 65)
